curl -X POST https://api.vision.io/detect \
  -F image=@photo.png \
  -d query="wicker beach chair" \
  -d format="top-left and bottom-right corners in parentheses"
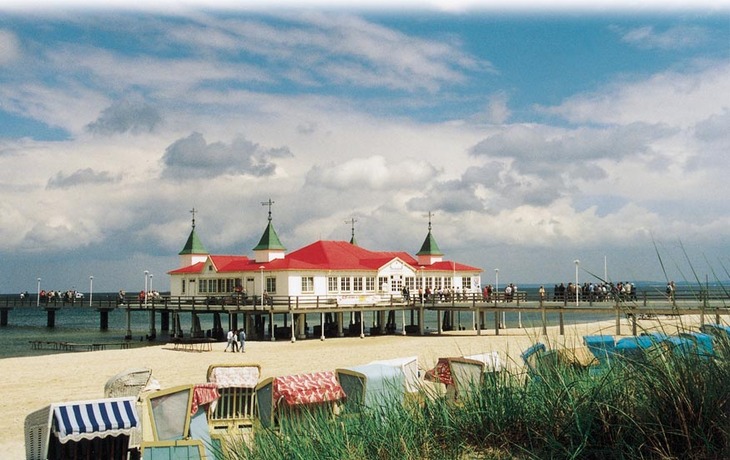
top-left (205, 364), bottom-right (261, 431)
top-left (255, 371), bottom-right (346, 430)
top-left (104, 367), bottom-right (154, 398)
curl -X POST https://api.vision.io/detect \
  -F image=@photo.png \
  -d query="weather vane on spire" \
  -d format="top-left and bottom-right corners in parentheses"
top-left (345, 217), bottom-right (357, 240)
top-left (425, 211), bottom-right (434, 232)
top-left (261, 199), bottom-right (275, 222)
top-left (190, 207), bottom-right (197, 229)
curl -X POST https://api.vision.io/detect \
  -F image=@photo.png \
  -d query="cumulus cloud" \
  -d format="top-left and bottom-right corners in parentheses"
top-left (305, 155), bottom-right (438, 190)
top-left (613, 24), bottom-right (711, 50)
top-left (86, 97), bottom-right (162, 135)
top-left (46, 168), bottom-right (121, 189)
top-left (470, 123), bottom-right (671, 173)
top-left (161, 132), bottom-right (293, 179)
top-left (406, 179), bottom-right (486, 213)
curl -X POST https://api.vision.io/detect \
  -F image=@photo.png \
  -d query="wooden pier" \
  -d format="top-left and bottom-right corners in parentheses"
top-left (3, 289), bottom-right (730, 344)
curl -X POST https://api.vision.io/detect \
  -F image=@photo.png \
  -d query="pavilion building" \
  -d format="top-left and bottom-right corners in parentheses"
top-left (168, 210), bottom-right (483, 304)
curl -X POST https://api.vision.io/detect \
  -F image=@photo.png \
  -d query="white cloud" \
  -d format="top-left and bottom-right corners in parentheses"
top-left (305, 155), bottom-right (438, 190)
top-left (0, 29), bottom-right (19, 65)
top-left (614, 24), bottom-right (711, 50)
top-left (541, 60), bottom-right (730, 128)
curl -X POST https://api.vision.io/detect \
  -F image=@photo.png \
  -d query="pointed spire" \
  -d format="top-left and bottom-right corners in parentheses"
top-left (417, 211), bottom-right (443, 256)
top-left (346, 217), bottom-right (358, 245)
top-left (179, 208), bottom-right (207, 256)
top-left (253, 199), bottom-right (286, 252)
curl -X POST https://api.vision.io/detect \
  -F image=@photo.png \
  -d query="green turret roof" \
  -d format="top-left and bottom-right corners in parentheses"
top-left (253, 220), bottom-right (286, 251)
top-left (416, 230), bottom-right (443, 256)
top-left (179, 227), bottom-right (207, 255)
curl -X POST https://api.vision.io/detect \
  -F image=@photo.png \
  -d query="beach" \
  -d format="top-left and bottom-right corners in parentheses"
top-left (1, 316), bottom-right (701, 459)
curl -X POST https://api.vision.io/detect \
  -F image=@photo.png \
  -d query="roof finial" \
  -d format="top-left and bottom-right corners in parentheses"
top-left (190, 207), bottom-right (197, 229)
top-left (426, 211), bottom-right (434, 232)
top-left (261, 198), bottom-right (275, 222)
top-left (345, 217), bottom-right (357, 242)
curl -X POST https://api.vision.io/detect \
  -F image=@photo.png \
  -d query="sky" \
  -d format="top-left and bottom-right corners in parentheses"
top-left (0, 1), bottom-right (729, 294)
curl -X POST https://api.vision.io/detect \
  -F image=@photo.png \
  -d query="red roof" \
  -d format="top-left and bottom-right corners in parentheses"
top-left (169, 240), bottom-right (481, 274)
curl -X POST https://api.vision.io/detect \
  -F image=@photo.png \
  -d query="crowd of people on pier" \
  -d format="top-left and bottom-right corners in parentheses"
top-left (20, 289), bottom-right (83, 305)
top-left (547, 281), bottom-right (638, 303)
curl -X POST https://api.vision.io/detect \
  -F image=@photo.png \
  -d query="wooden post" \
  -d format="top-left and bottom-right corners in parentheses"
top-left (160, 311), bottom-right (170, 333)
top-left (269, 311), bottom-right (275, 341)
top-left (125, 305), bottom-right (132, 340)
top-left (360, 310), bottom-right (365, 338)
top-left (541, 299), bottom-right (547, 336)
top-left (99, 309), bottom-right (109, 331)
top-left (631, 310), bottom-right (637, 336)
top-left (46, 308), bottom-right (56, 328)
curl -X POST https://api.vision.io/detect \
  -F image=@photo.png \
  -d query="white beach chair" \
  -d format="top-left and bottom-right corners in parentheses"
top-left (336, 363), bottom-right (406, 411)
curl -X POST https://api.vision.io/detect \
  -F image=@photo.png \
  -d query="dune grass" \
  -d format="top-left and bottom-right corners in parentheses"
top-left (222, 327), bottom-right (730, 459)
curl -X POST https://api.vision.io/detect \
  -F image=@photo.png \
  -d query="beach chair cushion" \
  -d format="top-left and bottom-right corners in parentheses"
top-left (424, 358), bottom-right (453, 385)
top-left (273, 371), bottom-right (346, 409)
top-left (207, 365), bottom-right (261, 388)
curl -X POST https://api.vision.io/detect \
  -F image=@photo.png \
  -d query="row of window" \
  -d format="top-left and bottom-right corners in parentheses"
top-left (184, 275), bottom-right (474, 295)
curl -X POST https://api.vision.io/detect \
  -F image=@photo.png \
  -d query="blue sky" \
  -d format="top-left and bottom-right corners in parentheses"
top-left (0, 2), bottom-right (729, 293)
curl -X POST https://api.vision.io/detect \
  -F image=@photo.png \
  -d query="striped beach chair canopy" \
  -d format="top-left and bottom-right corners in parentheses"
top-left (52, 396), bottom-right (139, 444)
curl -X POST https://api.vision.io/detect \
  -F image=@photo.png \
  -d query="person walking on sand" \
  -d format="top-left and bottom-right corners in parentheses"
top-left (232, 329), bottom-right (239, 352)
top-left (225, 328), bottom-right (234, 352)
top-left (238, 328), bottom-right (246, 353)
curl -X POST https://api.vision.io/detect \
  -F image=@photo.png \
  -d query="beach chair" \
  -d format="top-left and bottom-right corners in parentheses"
top-left (369, 356), bottom-right (420, 394)
top-left (103, 367), bottom-right (160, 451)
top-left (144, 384), bottom-right (219, 460)
top-left (255, 371), bottom-right (346, 430)
top-left (699, 323), bottom-right (730, 345)
top-left (520, 343), bottom-right (547, 378)
top-left (336, 363), bottom-right (406, 412)
top-left (104, 367), bottom-right (154, 399)
top-left (139, 440), bottom-right (206, 460)
top-left (424, 352), bottom-right (501, 401)
top-left (614, 336), bottom-right (657, 361)
top-left (445, 357), bottom-right (486, 401)
top-left (679, 331), bottom-right (715, 358)
top-left (206, 364), bottom-right (261, 432)
top-left (450, 352), bottom-right (503, 400)
top-left (583, 335), bottom-right (616, 374)
top-left (25, 396), bottom-right (140, 460)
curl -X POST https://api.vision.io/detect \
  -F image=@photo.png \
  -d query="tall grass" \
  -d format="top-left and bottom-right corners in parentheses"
top-left (224, 328), bottom-right (730, 459)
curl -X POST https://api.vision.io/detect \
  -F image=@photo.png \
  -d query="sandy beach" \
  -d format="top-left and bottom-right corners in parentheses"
top-left (1, 317), bottom-right (701, 459)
